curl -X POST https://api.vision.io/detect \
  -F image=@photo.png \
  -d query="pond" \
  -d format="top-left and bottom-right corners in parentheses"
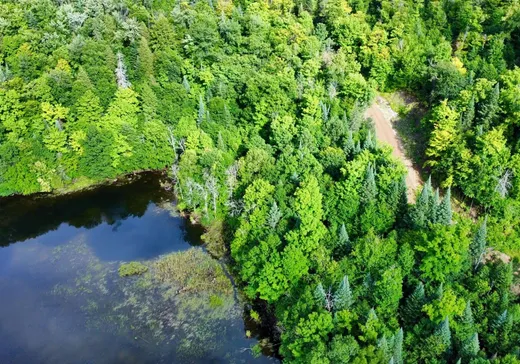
top-left (0, 173), bottom-right (278, 364)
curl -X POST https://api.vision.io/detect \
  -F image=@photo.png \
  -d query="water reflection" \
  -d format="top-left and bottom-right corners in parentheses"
top-left (0, 173), bottom-right (277, 363)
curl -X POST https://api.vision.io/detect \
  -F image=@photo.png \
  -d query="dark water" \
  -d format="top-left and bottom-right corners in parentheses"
top-left (0, 173), bottom-right (276, 364)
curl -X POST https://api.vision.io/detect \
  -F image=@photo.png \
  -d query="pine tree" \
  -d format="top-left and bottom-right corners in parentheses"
top-left (410, 176), bottom-right (431, 228)
top-left (478, 82), bottom-right (500, 129)
top-left (314, 282), bottom-right (327, 307)
top-left (363, 130), bottom-right (375, 150)
top-left (334, 275), bottom-right (353, 311)
top-left (197, 94), bottom-right (205, 126)
top-left (436, 188), bottom-right (452, 225)
top-left (362, 165), bottom-right (377, 204)
top-left (469, 216), bottom-right (487, 270)
top-left (344, 131), bottom-right (354, 157)
top-left (182, 75), bottom-right (191, 93)
top-left (402, 282), bottom-right (425, 324)
top-left (430, 188), bottom-right (440, 224)
top-left (378, 335), bottom-right (390, 361)
top-left (462, 333), bottom-right (479, 358)
top-left (397, 176), bottom-right (408, 221)
top-left (354, 140), bottom-right (362, 154)
top-left (393, 328), bottom-right (403, 364)
top-left (435, 317), bottom-right (451, 349)
top-left (337, 223), bottom-right (350, 252)
top-left (459, 301), bottom-right (475, 340)
top-left (462, 95), bottom-right (475, 129)
top-left (266, 201), bottom-right (282, 230)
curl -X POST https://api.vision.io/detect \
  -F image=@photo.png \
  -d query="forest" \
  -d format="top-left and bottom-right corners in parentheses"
top-left (1, 0), bottom-right (520, 362)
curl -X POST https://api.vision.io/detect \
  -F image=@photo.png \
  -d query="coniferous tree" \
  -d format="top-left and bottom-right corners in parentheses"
top-left (402, 282), bottom-right (425, 325)
top-left (197, 95), bottom-right (205, 126)
top-left (462, 95), bottom-right (475, 129)
top-left (410, 176), bottom-right (432, 228)
top-left (362, 165), bottom-right (377, 204)
top-left (344, 131), bottom-right (354, 157)
top-left (314, 282), bottom-right (327, 307)
top-left (469, 217), bottom-right (487, 270)
top-left (267, 201), bottom-right (282, 230)
top-left (363, 130), bottom-right (375, 150)
top-left (458, 301), bottom-right (475, 341)
top-left (378, 335), bottom-right (390, 361)
top-left (354, 140), bottom-right (362, 154)
top-left (337, 223), bottom-right (350, 252)
top-left (430, 188), bottom-right (440, 224)
top-left (436, 188), bottom-right (452, 225)
top-left (478, 82), bottom-right (500, 129)
top-left (462, 333), bottom-right (479, 358)
top-left (334, 275), bottom-right (353, 311)
top-left (435, 317), bottom-right (452, 349)
top-left (393, 328), bottom-right (403, 364)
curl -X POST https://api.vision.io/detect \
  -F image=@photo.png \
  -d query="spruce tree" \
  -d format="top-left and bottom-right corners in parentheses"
top-left (459, 301), bottom-right (475, 340)
top-left (378, 335), bottom-right (390, 361)
top-left (410, 176), bottom-right (431, 228)
top-left (337, 223), bottom-right (350, 252)
top-left (462, 333), bottom-right (479, 358)
top-left (478, 82), bottom-right (500, 129)
top-left (344, 131), bottom-right (354, 157)
top-left (362, 165), bottom-right (377, 204)
top-left (267, 201), bottom-right (282, 230)
top-left (430, 188), bottom-right (440, 224)
top-left (397, 176), bottom-right (408, 221)
top-left (402, 282), bottom-right (425, 325)
top-left (393, 328), bottom-right (403, 364)
top-left (363, 130), bottom-right (375, 150)
top-left (436, 188), bottom-right (452, 225)
top-left (314, 283), bottom-right (327, 308)
top-left (469, 216), bottom-right (487, 270)
top-left (334, 275), bottom-right (353, 311)
top-left (197, 94), bottom-right (205, 125)
top-left (435, 317), bottom-right (451, 349)
top-left (462, 95), bottom-right (475, 129)
top-left (354, 140), bottom-right (362, 154)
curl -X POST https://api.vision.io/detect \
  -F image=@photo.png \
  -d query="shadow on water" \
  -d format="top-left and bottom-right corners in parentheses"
top-left (0, 172), bottom-right (277, 364)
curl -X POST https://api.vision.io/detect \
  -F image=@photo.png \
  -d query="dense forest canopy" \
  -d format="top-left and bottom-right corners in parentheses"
top-left (1, 0), bottom-right (520, 362)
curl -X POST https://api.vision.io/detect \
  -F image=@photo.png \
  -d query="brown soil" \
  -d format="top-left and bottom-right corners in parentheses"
top-left (365, 96), bottom-right (422, 201)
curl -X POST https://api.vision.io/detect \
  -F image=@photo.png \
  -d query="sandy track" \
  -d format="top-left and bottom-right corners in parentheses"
top-left (365, 96), bottom-right (421, 201)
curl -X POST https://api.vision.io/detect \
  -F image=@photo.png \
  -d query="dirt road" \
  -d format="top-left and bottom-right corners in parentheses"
top-left (365, 96), bottom-right (421, 201)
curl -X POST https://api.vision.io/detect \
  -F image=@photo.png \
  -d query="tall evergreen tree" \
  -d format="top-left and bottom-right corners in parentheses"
top-left (363, 130), bottom-right (375, 150)
top-left (459, 301), bottom-right (475, 341)
top-left (393, 328), bottom-right (403, 364)
top-left (410, 176), bottom-right (432, 228)
top-left (267, 201), bottom-right (282, 230)
top-left (334, 275), bottom-right (353, 311)
top-left (344, 131), bottom-right (354, 157)
top-left (435, 317), bottom-right (451, 349)
top-left (337, 223), bottom-right (350, 252)
top-left (436, 188), bottom-right (452, 225)
top-left (462, 333), bottom-right (479, 358)
top-left (430, 188), bottom-right (440, 224)
top-left (477, 82), bottom-right (500, 129)
top-left (354, 140), bottom-right (362, 154)
top-left (402, 282), bottom-right (425, 325)
top-left (462, 95), bottom-right (475, 130)
top-left (362, 165), bottom-right (377, 204)
top-left (469, 216), bottom-right (487, 270)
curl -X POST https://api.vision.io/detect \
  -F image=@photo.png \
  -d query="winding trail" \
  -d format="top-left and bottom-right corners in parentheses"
top-left (365, 96), bottom-right (422, 202)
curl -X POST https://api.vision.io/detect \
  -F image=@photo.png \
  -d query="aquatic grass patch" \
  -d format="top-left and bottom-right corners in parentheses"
top-left (154, 248), bottom-right (233, 295)
top-left (119, 261), bottom-right (149, 277)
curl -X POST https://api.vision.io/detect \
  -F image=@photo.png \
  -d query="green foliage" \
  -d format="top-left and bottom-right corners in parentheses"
top-left (118, 261), bottom-right (148, 277)
top-left (2, 0), bottom-right (520, 362)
